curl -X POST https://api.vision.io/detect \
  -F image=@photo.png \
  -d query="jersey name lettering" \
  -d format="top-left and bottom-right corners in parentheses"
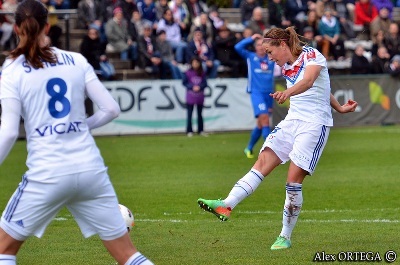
top-left (23, 53), bottom-right (75, 73)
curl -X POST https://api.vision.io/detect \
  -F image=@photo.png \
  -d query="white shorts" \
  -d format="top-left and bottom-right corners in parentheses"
top-left (261, 119), bottom-right (330, 175)
top-left (0, 168), bottom-right (127, 241)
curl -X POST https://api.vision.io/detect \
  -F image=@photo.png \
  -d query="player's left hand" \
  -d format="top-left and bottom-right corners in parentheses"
top-left (341, 99), bottom-right (358, 113)
top-left (270, 91), bottom-right (289, 104)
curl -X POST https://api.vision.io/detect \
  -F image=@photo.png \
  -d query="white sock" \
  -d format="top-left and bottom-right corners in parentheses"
top-left (279, 183), bottom-right (303, 240)
top-left (223, 169), bottom-right (264, 209)
top-left (0, 254), bottom-right (16, 265)
top-left (124, 252), bottom-right (154, 265)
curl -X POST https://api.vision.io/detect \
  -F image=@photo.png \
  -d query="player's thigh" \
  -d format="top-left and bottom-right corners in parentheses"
top-left (67, 169), bottom-right (126, 240)
top-left (261, 119), bottom-right (295, 162)
top-left (290, 122), bottom-right (330, 175)
top-left (1, 174), bottom-right (75, 240)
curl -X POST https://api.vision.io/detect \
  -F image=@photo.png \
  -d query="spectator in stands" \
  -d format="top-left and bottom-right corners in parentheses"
top-left (346, 0), bottom-right (356, 21)
top-left (247, 7), bottom-right (269, 35)
top-left (187, 0), bottom-right (208, 21)
top-left (214, 25), bottom-right (244, 77)
top-left (383, 22), bottom-right (400, 58)
top-left (41, 0), bottom-right (63, 48)
top-left (351, 44), bottom-right (371, 74)
top-left (157, 9), bottom-right (188, 64)
top-left (188, 12), bottom-right (214, 43)
top-left (76, 0), bottom-right (103, 29)
top-left (316, 0), bottom-right (334, 18)
top-left (303, 26), bottom-right (320, 48)
top-left (157, 30), bottom-right (183, 79)
top-left (69, 0), bottom-right (79, 8)
top-left (0, 0), bottom-right (18, 51)
top-left (285, 0), bottom-right (309, 32)
top-left (128, 11), bottom-right (140, 50)
top-left (81, 24), bottom-right (116, 80)
top-left (301, 10), bottom-right (320, 35)
top-left (332, 0), bottom-right (356, 39)
top-left (51, 0), bottom-right (70, 9)
top-left (242, 27), bottom-right (254, 38)
top-left (208, 6), bottom-right (225, 34)
top-left (372, 0), bottom-right (393, 18)
top-left (240, 0), bottom-right (259, 26)
top-left (155, 0), bottom-right (170, 21)
top-left (100, 0), bottom-right (115, 23)
top-left (237, 27), bottom-right (256, 51)
top-left (115, 0), bottom-right (138, 23)
top-left (183, 56), bottom-right (208, 137)
top-left (318, 8), bottom-right (346, 60)
top-left (371, 45), bottom-right (391, 73)
top-left (137, 0), bottom-right (158, 27)
top-left (169, 0), bottom-right (191, 40)
top-left (233, 0), bottom-right (242, 8)
top-left (371, 29), bottom-right (386, 56)
top-left (137, 22), bottom-right (167, 77)
top-left (268, 0), bottom-right (291, 29)
top-left (354, 0), bottom-right (378, 30)
top-left (370, 7), bottom-right (391, 43)
top-left (186, 27), bottom-right (220, 78)
top-left (385, 54), bottom-right (400, 76)
top-left (130, 10), bottom-right (145, 36)
top-left (105, 7), bottom-right (138, 68)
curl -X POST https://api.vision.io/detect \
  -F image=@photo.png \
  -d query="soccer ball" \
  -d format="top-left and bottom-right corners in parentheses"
top-left (119, 204), bottom-right (134, 232)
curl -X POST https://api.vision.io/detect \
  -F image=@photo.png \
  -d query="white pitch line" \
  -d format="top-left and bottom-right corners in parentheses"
top-left (302, 219), bottom-right (400, 223)
top-left (52, 208), bottom-right (400, 224)
top-left (52, 216), bottom-right (399, 223)
top-left (164, 207), bottom-right (400, 216)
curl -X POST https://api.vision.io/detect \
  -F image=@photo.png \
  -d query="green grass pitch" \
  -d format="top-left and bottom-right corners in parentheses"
top-left (0, 126), bottom-right (399, 265)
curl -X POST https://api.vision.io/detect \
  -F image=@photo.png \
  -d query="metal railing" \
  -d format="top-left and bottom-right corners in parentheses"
top-left (0, 9), bottom-right (77, 50)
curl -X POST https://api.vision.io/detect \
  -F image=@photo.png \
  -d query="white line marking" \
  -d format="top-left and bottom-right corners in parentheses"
top-left (164, 208), bottom-right (400, 216)
top-left (52, 209), bottom-right (400, 224)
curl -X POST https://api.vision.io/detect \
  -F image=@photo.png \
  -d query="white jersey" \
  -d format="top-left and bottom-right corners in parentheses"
top-left (281, 46), bottom-right (333, 126)
top-left (0, 48), bottom-right (105, 177)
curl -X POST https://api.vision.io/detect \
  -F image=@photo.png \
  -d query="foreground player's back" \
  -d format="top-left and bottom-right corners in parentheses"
top-left (1, 47), bottom-right (105, 176)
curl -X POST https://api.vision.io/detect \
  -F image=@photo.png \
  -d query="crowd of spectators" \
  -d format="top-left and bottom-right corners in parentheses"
top-left (1, 0), bottom-right (400, 79)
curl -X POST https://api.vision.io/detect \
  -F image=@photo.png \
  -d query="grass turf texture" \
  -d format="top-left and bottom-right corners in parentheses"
top-left (0, 126), bottom-right (399, 265)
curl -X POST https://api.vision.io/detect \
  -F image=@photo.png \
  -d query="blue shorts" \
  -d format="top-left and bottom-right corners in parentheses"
top-left (251, 91), bottom-right (273, 118)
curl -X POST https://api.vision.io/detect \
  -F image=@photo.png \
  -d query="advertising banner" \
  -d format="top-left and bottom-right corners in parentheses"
top-left (274, 75), bottom-right (400, 127)
top-left (92, 75), bottom-right (400, 136)
top-left (92, 79), bottom-right (254, 136)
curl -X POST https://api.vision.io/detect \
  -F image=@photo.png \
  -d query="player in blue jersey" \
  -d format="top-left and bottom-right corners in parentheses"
top-left (0, 0), bottom-right (154, 264)
top-left (235, 33), bottom-right (276, 159)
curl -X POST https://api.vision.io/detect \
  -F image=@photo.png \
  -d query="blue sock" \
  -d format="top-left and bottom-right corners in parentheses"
top-left (262, 126), bottom-right (271, 140)
top-left (246, 127), bottom-right (262, 151)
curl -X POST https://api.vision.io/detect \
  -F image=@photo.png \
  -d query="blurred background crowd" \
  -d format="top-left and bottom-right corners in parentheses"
top-left (0, 0), bottom-right (400, 80)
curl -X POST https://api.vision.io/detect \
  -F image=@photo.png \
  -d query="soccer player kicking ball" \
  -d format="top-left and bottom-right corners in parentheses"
top-left (198, 26), bottom-right (358, 250)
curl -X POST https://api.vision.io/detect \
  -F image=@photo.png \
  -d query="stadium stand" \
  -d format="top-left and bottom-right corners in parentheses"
top-left (1, 7), bottom-right (400, 80)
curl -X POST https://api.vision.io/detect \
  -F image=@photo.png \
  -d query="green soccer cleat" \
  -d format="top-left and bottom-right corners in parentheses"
top-left (197, 198), bottom-right (231, 221)
top-left (244, 148), bottom-right (254, 158)
top-left (270, 236), bottom-right (292, 250)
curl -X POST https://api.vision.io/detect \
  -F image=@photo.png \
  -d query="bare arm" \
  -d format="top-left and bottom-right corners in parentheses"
top-left (270, 65), bottom-right (322, 104)
top-left (330, 94), bottom-right (358, 113)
